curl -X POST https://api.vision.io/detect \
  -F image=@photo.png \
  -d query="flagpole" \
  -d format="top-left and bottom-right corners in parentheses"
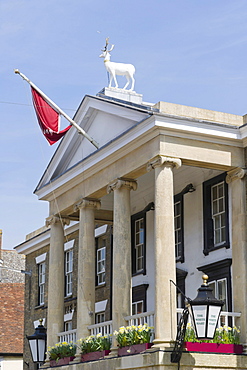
top-left (14, 69), bottom-right (99, 149)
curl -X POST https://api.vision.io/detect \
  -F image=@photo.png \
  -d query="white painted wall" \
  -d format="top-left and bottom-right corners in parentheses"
top-left (130, 166), bottom-right (233, 310)
top-left (0, 357), bottom-right (23, 370)
top-left (68, 110), bottom-right (137, 169)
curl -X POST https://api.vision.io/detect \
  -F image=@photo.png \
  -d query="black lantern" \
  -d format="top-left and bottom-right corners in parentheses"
top-left (27, 319), bottom-right (47, 363)
top-left (189, 275), bottom-right (224, 339)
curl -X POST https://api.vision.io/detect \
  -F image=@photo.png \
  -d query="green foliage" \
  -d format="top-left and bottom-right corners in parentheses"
top-left (77, 334), bottom-right (111, 354)
top-left (184, 323), bottom-right (241, 344)
top-left (47, 341), bottom-right (77, 361)
top-left (113, 324), bottom-right (153, 348)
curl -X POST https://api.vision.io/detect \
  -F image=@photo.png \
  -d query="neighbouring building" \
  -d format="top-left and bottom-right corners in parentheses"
top-left (0, 230), bottom-right (25, 370)
top-left (15, 87), bottom-right (247, 369)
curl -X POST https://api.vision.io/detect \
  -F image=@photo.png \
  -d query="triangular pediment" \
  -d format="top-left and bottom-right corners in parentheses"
top-left (36, 94), bottom-right (150, 192)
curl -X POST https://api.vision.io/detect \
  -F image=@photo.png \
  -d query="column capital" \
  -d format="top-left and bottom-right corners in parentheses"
top-left (147, 155), bottom-right (182, 172)
top-left (45, 215), bottom-right (70, 227)
top-left (107, 178), bottom-right (137, 194)
top-left (226, 167), bottom-right (247, 184)
top-left (74, 198), bottom-right (101, 212)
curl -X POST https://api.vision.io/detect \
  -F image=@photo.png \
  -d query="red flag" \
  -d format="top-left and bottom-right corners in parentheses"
top-left (31, 87), bottom-right (71, 145)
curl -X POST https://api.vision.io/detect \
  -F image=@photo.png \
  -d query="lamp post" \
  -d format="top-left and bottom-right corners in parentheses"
top-left (26, 319), bottom-right (47, 364)
top-left (171, 274), bottom-right (224, 363)
top-left (189, 274), bottom-right (224, 340)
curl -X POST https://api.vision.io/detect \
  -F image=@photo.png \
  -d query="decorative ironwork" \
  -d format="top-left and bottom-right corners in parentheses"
top-left (171, 306), bottom-right (189, 363)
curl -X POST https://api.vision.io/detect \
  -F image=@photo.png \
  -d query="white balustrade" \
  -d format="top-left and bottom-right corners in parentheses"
top-left (176, 308), bottom-right (241, 328)
top-left (124, 311), bottom-right (155, 328)
top-left (88, 320), bottom-right (113, 336)
top-left (60, 310), bottom-right (240, 344)
top-left (58, 329), bottom-right (77, 343)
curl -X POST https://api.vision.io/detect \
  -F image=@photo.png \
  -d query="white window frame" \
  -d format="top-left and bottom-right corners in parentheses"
top-left (132, 300), bottom-right (144, 315)
top-left (211, 181), bottom-right (226, 247)
top-left (208, 278), bottom-right (228, 311)
top-left (174, 199), bottom-right (182, 261)
top-left (38, 262), bottom-right (45, 306)
top-left (65, 250), bottom-right (73, 297)
top-left (64, 321), bottom-right (72, 332)
top-left (97, 247), bottom-right (106, 285)
top-left (135, 218), bottom-right (144, 273)
top-left (96, 312), bottom-right (105, 324)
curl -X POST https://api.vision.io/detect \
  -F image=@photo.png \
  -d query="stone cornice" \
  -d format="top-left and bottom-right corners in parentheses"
top-left (74, 198), bottom-right (101, 212)
top-left (45, 215), bottom-right (70, 227)
top-left (107, 178), bottom-right (137, 194)
top-left (147, 155), bottom-right (182, 172)
top-left (226, 167), bottom-right (247, 183)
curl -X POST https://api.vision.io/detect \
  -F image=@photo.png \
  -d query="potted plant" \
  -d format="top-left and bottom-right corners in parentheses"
top-left (47, 341), bottom-right (77, 367)
top-left (184, 323), bottom-right (243, 354)
top-left (114, 324), bottom-right (153, 356)
top-left (78, 333), bottom-right (111, 362)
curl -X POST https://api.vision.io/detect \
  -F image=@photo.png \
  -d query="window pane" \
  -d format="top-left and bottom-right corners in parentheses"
top-left (139, 230), bottom-right (144, 244)
top-left (218, 279), bottom-right (227, 311)
top-left (212, 200), bottom-right (218, 214)
top-left (218, 183), bottom-right (224, 198)
top-left (97, 247), bottom-right (106, 284)
top-left (212, 186), bottom-right (217, 200)
top-left (208, 281), bottom-right (216, 298)
top-left (134, 217), bottom-right (145, 272)
top-left (135, 220), bottom-right (140, 233)
top-left (219, 198), bottom-right (224, 213)
top-left (221, 226), bottom-right (226, 242)
top-left (136, 233), bottom-right (140, 245)
top-left (221, 212), bottom-right (225, 226)
top-left (132, 304), bottom-right (136, 315)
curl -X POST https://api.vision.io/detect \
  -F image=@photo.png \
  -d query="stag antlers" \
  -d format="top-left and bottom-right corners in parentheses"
top-left (102, 37), bottom-right (114, 53)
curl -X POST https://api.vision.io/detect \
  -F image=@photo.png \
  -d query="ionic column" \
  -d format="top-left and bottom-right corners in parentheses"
top-left (147, 155), bottom-right (181, 346)
top-left (226, 168), bottom-right (247, 346)
top-left (74, 198), bottom-right (101, 340)
top-left (107, 179), bottom-right (137, 351)
top-left (46, 215), bottom-right (70, 348)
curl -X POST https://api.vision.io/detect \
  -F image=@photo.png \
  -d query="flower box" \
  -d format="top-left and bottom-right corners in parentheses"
top-left (50, 356), bottom-right (75, 367)
top-left (184, 342), bottom-right (243, 354)
top-left (81, 350), bottom-right (111, 362)
top-left (118, 343), bottom-right (152, 356)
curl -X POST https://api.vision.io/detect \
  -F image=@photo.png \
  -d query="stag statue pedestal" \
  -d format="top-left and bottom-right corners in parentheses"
top-left (97, 87), bottom-right (143, 105)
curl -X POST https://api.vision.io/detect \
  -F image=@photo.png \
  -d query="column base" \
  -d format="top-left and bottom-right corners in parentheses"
top-left (70, 352), bottom-right (81, 363)
top-left (241, 343), bottom-right (247, 354)
top-left (107, 345), bottom-right (119, 358)
top-left (40, 360), bottom-right (50, 368)
top-left (152, 338), bottom-right (175, 350)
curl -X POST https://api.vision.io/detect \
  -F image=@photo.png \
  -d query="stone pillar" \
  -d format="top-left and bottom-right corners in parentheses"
top-left (107, 179), bottom-right (137, 351)
top-left (147, 155), bottom-right (181, 347)
top-left (226, 168), bottom-right (247, 346)
top-left (46, 216), bottom-right (70, 348)
top-left (74, 198), bottom-right (101, 340)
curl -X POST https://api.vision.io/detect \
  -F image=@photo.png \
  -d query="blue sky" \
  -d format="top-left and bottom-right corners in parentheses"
top-left (1, 0), bottom-right (247, 250)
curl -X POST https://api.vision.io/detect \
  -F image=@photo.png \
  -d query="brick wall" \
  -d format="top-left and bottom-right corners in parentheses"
top-left (0, 283), bottom-right (24, 354)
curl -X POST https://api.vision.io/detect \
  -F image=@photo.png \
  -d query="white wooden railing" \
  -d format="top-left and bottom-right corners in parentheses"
top-left (58, 328), bottom-right (77, 343)
top-left (125, 311), bottom-right (155, 328)
top-left (58, 309), bottom-right (241, 343)
top-left (176, 308), bottom-right (241, 328)
top-left (88, 320), bottom-right (113, 336)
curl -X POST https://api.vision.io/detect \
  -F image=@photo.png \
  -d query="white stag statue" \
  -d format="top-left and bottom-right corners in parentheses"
top-left (99, 40), bottom-right (135, 91)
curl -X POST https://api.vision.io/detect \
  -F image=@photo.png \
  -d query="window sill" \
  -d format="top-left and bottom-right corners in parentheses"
top-left (96, 283), bottom-right (106, 289)
top-left (35, 304), bottom-right (46, 310)
top-left (132, 271), bottom-right (146, 277)
top-left (203, 243), bottom-right (230, 255)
